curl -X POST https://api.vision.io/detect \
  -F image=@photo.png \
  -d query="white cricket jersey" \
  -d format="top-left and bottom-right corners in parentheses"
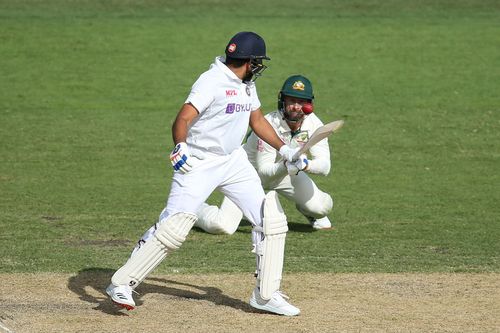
top-left (245, 110), bottom-right (331, 188)
top-left (185, 56), bottom-right (261, 157)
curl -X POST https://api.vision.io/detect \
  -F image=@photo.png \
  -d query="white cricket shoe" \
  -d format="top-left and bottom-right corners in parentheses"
top-left (106, 284), bottom-right (135, 311)
top-left (310, 216), bottom-right (332, 230)
top-left (249, 287), bottom-right (300, 316)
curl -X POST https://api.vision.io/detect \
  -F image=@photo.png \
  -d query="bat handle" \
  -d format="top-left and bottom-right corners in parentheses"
top-left (292, 150), bottom-right (303, 161)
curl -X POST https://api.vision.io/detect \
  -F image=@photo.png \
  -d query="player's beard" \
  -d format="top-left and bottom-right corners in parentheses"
top-left (242, 70), bottom-right (254, 83)
top-left (284, 109), bottom-right (305, 123)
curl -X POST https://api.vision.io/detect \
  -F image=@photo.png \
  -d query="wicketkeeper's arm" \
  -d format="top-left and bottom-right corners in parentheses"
top-left (307, 138), bottom-right (331, 175)
top-left (300, 116), bottom-right (333, 176)
top-left (253, 138), bottom-right (288, 180)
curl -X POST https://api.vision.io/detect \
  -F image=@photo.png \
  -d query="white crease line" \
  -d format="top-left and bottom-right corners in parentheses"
top-left (0, 321), bottom-right (14, 333)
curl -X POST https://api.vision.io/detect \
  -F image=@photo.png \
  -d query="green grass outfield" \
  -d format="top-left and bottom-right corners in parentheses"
top-left (1, 0), bottom-right (499, 274)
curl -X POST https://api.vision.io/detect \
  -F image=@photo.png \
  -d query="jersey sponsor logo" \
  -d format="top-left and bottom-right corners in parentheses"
top-left (225, 103), bottom-right (252, 114)
top-left (257, 138), bottom-right (264, 152)
top-left (226, 89), bottom-right (238, 97)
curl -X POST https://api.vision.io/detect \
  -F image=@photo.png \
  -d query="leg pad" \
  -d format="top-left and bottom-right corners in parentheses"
top-left (258, 191), bottom-right (288, 300)
top-left (111, 213), bottom-right (197, 288)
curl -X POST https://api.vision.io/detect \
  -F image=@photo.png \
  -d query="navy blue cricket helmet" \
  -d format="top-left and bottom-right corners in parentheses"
top-left (225, 31), bottom-right (270, 60)
top-left (224, 32), bottom-right (270, 82)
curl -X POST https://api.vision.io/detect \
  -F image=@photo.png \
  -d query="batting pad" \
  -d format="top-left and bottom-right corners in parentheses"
top-left (259, 191), bottom-right (288, 300)
top-left (112, 212), bottom-right (197, 288)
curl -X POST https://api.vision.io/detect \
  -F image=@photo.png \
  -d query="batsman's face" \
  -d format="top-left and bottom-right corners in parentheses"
top-left (243, 59), bottom-right (267, 83)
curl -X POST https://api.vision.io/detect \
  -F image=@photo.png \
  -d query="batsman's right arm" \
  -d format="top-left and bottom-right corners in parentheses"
top-left (172, 103), bottom-right (199, 144)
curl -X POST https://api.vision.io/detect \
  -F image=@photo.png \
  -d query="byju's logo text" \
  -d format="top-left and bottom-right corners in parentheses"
top-left (225, 103), bottom-right (251, 114)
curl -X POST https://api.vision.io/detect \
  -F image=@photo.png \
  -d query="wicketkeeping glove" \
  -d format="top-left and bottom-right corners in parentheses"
top-left (278, 145), bottom-right (300, 162)
top-left (285, 155), bottom-right (309, 175)
top-left (170, 142), bottom-right (193, 173)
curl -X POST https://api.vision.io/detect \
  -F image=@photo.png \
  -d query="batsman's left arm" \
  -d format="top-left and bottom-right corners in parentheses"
top-left (250, 109), bottom-right (301, 162)
top-left (249, 109), bottom-right (284, 151)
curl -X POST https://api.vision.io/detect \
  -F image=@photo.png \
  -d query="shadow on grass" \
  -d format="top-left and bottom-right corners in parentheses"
top-left (238, 219), bottom-right (316, 233)
top-left (287, 221), bottom-right (317, 233)
top-left (192, 219), bottom-right (316, 234)
top-left (67, 268), bottom-right (256, 316)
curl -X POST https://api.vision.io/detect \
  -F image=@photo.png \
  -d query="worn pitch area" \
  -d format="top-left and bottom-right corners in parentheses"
top-left (0, 273), bottom-right (498, 333)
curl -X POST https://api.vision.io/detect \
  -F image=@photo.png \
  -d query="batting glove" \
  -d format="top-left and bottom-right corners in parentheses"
top-left (279, 145), bottom-right (300, 162)
top-left (170, 142), bottom-right (193, 173)
top-left (285, 155), bottom-right (309, 175)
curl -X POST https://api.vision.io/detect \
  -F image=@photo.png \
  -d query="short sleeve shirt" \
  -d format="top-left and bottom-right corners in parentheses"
top-left (185, 56), bottom-right (261, 156)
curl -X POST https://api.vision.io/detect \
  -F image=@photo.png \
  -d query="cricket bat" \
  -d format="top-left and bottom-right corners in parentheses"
top-left (292, 119), bottom-right (344, 160)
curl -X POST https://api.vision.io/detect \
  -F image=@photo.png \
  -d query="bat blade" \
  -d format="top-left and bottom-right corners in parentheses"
top-left (292, 120), bottom-right (344, 160)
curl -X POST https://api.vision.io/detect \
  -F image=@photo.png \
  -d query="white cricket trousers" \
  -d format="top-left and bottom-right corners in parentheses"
top-left (135, 146), bottom-right (265, 250)
top-left (273, 171), bottom-right (333, 218)
top-left (197, 171), bottom-right (333, 235)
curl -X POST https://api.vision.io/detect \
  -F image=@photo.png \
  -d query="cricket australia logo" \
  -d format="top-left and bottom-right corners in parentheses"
top-left (225, 103), bottom-right (252, 114)
top-left (292, 81), bottom-right (305, 91)
top-left (293, 131), bottom-right (309, 145)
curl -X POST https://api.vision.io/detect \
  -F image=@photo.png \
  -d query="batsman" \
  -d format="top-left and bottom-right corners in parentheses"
top-left (106, 32), bottom-right (302, 316)
top-left (195, 75), bottom-right (335, 234)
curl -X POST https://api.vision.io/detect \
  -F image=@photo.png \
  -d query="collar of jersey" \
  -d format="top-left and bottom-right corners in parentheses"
top-left (214, 56), bottom-right (246, 84)
top-left (269, 110), bottom-right (293, 135)
top-left (275, 110), bottom-right (312, 137)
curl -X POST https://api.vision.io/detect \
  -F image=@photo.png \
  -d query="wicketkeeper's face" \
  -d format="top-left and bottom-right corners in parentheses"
top-left (284, 96), bottom-right (308, 122)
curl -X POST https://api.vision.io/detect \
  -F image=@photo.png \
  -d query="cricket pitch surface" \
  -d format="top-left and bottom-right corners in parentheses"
top-left (0, 272), bottom-right (498, 332)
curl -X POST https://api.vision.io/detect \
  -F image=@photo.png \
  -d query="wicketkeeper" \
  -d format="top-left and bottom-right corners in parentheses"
top-left (195, 75), bottom-right (334, 234)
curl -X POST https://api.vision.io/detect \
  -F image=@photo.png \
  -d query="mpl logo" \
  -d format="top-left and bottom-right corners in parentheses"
top-left (226, 89), bottom-right (238, 97)
top-left (225, 103), bottom-right (252, 114)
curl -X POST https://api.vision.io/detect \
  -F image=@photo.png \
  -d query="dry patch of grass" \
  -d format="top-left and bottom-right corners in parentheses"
top-left (0, 272), bottom-right (498, 332)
